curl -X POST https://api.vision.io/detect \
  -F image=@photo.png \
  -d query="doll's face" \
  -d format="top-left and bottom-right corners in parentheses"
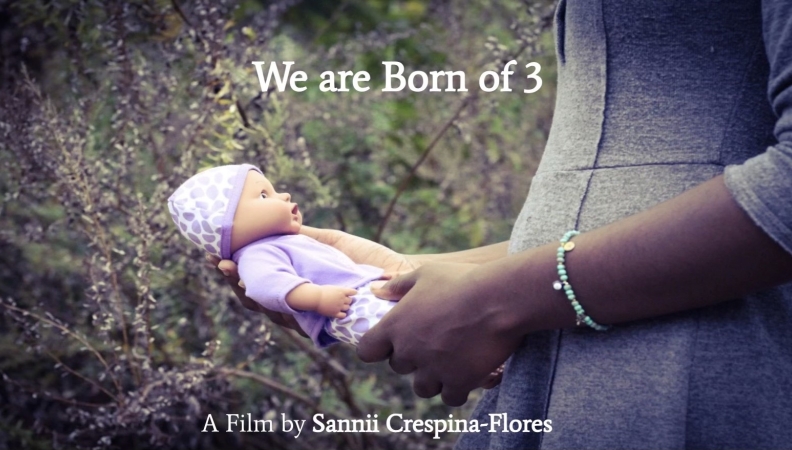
top-left (230, 170), bottom-right (302, 253)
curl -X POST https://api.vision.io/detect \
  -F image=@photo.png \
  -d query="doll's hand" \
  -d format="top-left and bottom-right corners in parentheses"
top-left (207, 255), bottom-right (308, 338)
top-left (300, 226), bottom-right (420, 275)
top-left (317, 285), bottom-right (357, 319)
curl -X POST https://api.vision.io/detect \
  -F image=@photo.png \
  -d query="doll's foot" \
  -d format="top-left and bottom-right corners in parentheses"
top-left (478, 364), bottom-right (505, 390)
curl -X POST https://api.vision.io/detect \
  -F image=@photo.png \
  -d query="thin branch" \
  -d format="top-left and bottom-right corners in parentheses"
top-left (44, 350), bottom-right (119, 401)
top-left (374, 96), bottom-right (473, 242)
top-left (217, 367), bottom-right (347, 421)
top-left (170, 0), bottom-right (193, 27)
top-left (2, 376), bottom-right (107, 409)
top-left (282, 329), bottom-right (348, 377)
top-left (22, 73), bottom-right (133, 389)
top-left (280, 330), bottom-right (364, 416)
top-left (0, 301), bottom-right (122, 394)
top-left (236, 99), bottom-right (250, 128)
top-left (373, 4), bottom-right (555, 243)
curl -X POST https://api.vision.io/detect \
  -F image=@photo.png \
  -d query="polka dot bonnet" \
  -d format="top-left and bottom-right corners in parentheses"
top-left (167, 164), bottom-right (262, 259)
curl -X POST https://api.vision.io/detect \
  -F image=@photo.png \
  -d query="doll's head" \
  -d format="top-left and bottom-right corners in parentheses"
top-left (167, 164), bottom-right (301, 259)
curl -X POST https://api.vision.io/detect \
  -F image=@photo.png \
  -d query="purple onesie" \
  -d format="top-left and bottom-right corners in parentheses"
top-left (167, 164), bottom-right (397, 348)
top-left (233, 234), bottom-right (395, 347)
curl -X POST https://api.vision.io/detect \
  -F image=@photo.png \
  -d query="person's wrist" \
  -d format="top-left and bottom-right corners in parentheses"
top-left (479, 244), bottom-right (575, 337)
top-left (463, 264), bottom-right (528, 341)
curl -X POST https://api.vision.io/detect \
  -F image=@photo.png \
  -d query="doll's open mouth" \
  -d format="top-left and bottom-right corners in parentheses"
top-left (292, 204), bottom-right (299, 215)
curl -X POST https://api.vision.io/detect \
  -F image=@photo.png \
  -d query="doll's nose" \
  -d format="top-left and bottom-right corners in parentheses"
top-left (279, 192), bottom-right (291, 202)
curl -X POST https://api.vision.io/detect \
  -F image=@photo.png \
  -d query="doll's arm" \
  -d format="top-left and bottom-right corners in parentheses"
top-left (237, 244), bottom-right (313, 315)
top-left (286, 284), bottom-right (357, 319)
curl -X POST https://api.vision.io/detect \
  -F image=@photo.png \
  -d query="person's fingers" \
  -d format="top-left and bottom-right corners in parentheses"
top-left (380, 271), bottom-right (411, 280)
top-left (336, 312), bottom-right (347, 319)
top-left (478, 370), bottom-right (504, 390)
top-left (368, 280), bottom-right (387, 292)
top-left (357, 323), bottom-right (393, 363)
top-left (217, 260), bottom-right (249, 307)
top-left (281, 314), bottom-right (309, 338)
top-left (412, 372), bottom-right (442, 398)
top-left (441, 385), bottom-right (470, 407)
top-left (261, 309), bottom-right (288, 326)
top-left (298, 225), bottom-right (321, 239)
top-left (217, 259), bottom-right (239, 280)
top-left (385, 270), bottom-right (419, 294)
top-left (344, 288), bottom-right (357, 296)
top-left (370, 270), bottom-right (419, 301)
top-left (388, 355), bottom-right (417, 375)
top-left (299, 225), bottom-right (341, 246)
top-left (260, 309), bottom-right (309, 338)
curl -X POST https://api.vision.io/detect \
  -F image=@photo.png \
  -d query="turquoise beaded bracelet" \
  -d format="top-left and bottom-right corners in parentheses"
top-left (553, 230), bottom-right (610, 331)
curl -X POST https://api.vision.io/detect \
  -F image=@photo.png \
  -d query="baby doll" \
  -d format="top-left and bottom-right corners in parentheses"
top-left (167, 164), bottom-right (395, 347)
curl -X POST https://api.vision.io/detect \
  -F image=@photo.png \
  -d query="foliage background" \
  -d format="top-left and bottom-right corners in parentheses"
top-left (0, 0), bottom-right (556, 448)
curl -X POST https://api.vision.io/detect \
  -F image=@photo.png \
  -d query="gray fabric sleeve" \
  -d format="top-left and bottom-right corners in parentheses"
top-left (724, 0), bottom-right (792, 255)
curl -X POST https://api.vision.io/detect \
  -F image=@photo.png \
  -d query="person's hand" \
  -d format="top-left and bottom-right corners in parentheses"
top-left (359, 262), bottom-right (521, 406)
top-left (300, 226), bottom-right (420, 275)
top-left (479, 364), bottom-right (505, 390)
top-left (317, 285), bottom-right (357, 318)
top-left (206, 254), bottom-right (308, 338)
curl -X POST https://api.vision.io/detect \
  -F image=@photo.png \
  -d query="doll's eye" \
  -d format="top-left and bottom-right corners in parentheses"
top-left (260, 192), bottom-right (268, 199)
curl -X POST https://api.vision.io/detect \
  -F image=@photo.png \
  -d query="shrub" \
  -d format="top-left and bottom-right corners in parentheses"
top-left (0, 0), bottom-right (555, 448)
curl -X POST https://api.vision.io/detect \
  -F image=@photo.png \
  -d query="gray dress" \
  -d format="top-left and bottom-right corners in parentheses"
top-left (456, 0), bottom-right (792, 449)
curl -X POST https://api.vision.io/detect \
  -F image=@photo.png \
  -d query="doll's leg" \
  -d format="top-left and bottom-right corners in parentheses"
top-left (324, 282), bottom-right (396, 346)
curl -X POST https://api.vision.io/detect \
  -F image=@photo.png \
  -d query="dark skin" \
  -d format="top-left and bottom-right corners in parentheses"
top-left (210, 224), bottom-right (510, 332)
top-left (358, 175), bottom-right (792, 405)
top-left (214, 175), bottom-right (792, 406)
top-left (210, 227), bottom-right (508, 388)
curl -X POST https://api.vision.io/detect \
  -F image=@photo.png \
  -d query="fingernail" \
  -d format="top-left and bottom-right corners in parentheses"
top-left (220, 269), bottom-right (230, 276)
top-left (369, 280), bottom-right (386, 290)
top-left (238, 280), bottom-right (246, 288)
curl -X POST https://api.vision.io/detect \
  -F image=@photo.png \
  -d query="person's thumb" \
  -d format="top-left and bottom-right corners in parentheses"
top-left (370, 270), bottom-right (419, 301)
top-left (217, 259), bottom-right (239, 281)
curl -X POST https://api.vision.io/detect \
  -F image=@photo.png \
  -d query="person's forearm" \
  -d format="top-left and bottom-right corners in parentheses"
top-left (409, 241), bottom-right (510, 265)
top-left (300, 224), bottom-right (509, 270)
top-left (477, 175), bottom-right (792, 334)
